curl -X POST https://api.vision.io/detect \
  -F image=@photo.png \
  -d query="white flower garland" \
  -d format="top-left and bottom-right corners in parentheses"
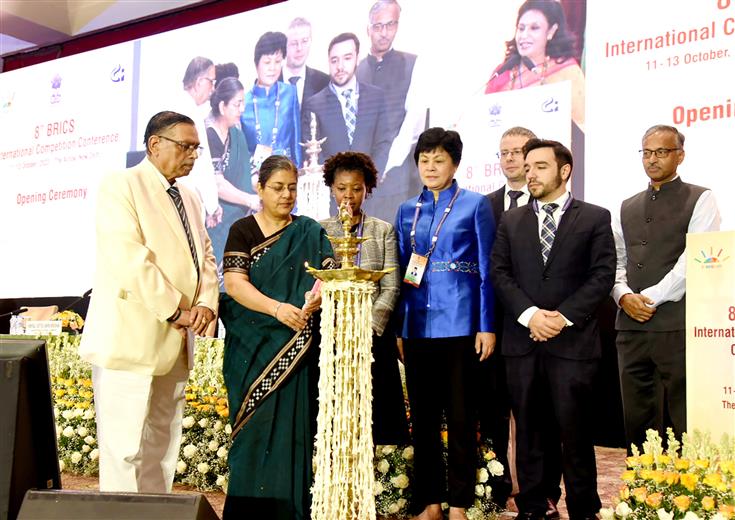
top-left (312, 280), bottom-right (376, 520)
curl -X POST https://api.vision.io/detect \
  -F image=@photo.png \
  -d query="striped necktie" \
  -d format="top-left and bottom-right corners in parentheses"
top-left (540, 203), bottom-right (559, 265)
top-left (342, 88), bottom-right (356, 145)
top-left (167, 186), bottom-right (199, 272)
top-left (508, 190), bottom-right (523, 209)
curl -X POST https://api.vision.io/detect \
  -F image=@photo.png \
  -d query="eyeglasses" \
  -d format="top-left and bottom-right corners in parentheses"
top-left (497, 149), bottom-right (525, 159)
top-left (265, 184), bottom-right (297, 195)
top-left (639, 148), bottom-right (681, 159)
top-left (370, 20), bottom-right (399, 32)
top-left (157, 135), bottom-right (203, 155)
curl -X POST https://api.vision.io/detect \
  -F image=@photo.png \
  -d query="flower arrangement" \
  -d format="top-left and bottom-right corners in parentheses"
top-left (600, 428), bottom-right (735, 520)
top-left (50, 310), bottom-right (85, 333)
top-left (374, 444), bottom-right (413, 518)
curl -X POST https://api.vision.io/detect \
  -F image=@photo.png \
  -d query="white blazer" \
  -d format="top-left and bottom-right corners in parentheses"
top-left (80, 157), bottom-right (219, 376)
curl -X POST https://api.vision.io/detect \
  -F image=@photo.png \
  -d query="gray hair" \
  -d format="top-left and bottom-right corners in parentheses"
top-left (643, 124), bottom-right (685, 148)
top-left (288, 17), bottom-right (312, 30)
top-left (369, 0), bottom-right (401, 22)
top-left (501, 126), bottom-right (537, 141)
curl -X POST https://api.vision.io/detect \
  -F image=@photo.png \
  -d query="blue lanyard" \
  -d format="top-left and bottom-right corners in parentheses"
top-left (409, 188), bottom-right (462, 258)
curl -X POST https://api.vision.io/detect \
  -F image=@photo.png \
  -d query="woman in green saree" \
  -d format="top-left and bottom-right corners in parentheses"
top-left (219, 155), bottom-right (334, 519)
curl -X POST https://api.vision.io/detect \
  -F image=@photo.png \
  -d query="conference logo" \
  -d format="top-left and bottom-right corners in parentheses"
top-left (694, 247), bottom-right (730, 269)
top-left (487, 103), bottom-right (502, 127)
top-left (0, 91), bottom-right (14, 114)
top-left (50, 74), bottom-right (62, 104)
top-left (541, 96), bottom-right (559, 114)
top-left (110, 64), bottom-right (125, 83)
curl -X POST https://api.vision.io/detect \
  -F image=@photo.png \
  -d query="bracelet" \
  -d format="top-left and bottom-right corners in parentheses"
top-left (167, 308), bottom-right (182, 322)
top-left (273, 302), bottom-right (283, 319)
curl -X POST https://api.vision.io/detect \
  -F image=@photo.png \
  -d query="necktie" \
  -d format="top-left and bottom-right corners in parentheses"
top-left (508, 190), bottom-right (523, 210)
top-left (540, 203), bottom-right (559, 265)
top-left (342, 88), bottom-right (357, 145)
top-left (167, 186), bottom-right (199, 273)
top-left (288, 76), bottom-right (300, 86)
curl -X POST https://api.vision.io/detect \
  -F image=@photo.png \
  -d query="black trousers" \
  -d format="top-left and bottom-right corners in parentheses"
top-left (506, 349), bottom-right (601, 520)
top-left (372, 331), bottom-right (410, 445)
top-left (616, 330), bottom-right (686, 450)
top-left (475, 350), bottom-right (513, 505)
top-left (404, 336), bottom-right (476, 509)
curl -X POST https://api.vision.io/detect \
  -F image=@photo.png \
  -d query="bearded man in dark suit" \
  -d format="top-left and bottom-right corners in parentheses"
top-left (491, 139), bottom-right (615, 520)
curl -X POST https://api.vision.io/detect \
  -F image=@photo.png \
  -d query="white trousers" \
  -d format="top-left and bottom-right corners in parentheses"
top-left (92, 347), bottom-right (189, 493)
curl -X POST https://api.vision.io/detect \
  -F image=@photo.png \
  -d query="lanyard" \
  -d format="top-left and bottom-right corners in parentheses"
top-left (252, 83), bottom-right (281, 148)
top-left (532, 193), bottom-right (573, 216)
top-left (410, 188), bottom-right (462, 258)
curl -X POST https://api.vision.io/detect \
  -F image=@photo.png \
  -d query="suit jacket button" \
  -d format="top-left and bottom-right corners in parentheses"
top-left (641, 240), bottom-right (647, 246)
top-left (645, 217), bottom-right (653, 223)
top-left (542, 275), bottom-right (549, 281)
top-left (637, 262), bottom-right (643, 269)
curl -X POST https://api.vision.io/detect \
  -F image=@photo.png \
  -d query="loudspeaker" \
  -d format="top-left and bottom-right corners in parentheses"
top-left (17, 490), bottom-right (219, 520)
top-left (0, 340), bottom-right (60, 520)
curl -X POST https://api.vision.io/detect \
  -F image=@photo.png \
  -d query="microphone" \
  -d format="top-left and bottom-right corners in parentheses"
top-left (61, 288), bottom-right (93, 312)
top-left (521, 56), bottom-right (538, 73)
top-left (0, 307), bottom-right (28, 319)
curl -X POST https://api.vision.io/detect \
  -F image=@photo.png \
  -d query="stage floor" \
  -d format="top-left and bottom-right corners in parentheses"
top-left (61, 446), bottom-right (626, 519)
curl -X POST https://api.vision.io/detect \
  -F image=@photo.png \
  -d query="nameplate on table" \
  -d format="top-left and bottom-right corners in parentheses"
top-left (24, 320), bottom-right (62, 336)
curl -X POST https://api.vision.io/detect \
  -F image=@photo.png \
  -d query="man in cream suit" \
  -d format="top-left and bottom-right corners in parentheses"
top-left (80, 111), bottom-right (219, 493)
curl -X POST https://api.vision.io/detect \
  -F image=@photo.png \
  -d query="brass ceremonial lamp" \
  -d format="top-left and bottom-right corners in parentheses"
top-left (306, 202), bottom-right (394, 282)
top-left (308, 201), bottom-right (394, 520)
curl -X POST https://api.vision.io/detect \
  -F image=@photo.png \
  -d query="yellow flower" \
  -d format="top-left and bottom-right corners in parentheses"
top-left (621, 470), bottom-right (636, 483)
top-left (67, 388), bottom-right (77, 395)
top-left (701, 496), bottom-right (715, 511)
top-left (631, 487), bottom-right (647, 503)
top-left (619, 485), bottom-right (630, 500)
top-left (695, 459), bottom-right (710, 470)
top-left (639, 453), bottom-right (654, 466)
top-left (663, 471), bottom-right (680, 486)
top-left (721, 460), bottom-right (735, 474)
top-left (680, 473), bottom-right (699, 492)
top-left (485, 450), bottom-right (496, 460)
top-left (675, 458), bottom-right (691, 471)
top-left (626, 456), bottom-right (639, 467)
top-left (640, 469), bottom-right (652, 480)
top-left (673, 495), bottom-right (691, 512)
top-left (703, 472), bottom-right (723, 488)
top-left (719, 504), bottom-right (735, 519)
top-left (649, 470), bottom-right (665, 484)
top-left (645, 492), bottom-right (663, 508)
top-left (657, 454), bottom-right (671, 465)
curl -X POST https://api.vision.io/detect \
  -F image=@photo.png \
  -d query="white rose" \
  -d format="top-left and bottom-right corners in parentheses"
top-left (58, 459), bottom-right (66, 472)
top-left (475, 484), bottom-right (484, 497)
top-left (711, 514), bottom-right (728, 520)
top-left (388, 503), bottom-right (400, 514)
top-left (599, 508), bottom-right (616, 520)
top-left (197, 462), bottom-right (210, 474)
top-left (176, 460), bottom-right (187, 474)
top-left (74, 408), bottom-right (84, 417)
top-left (62, 426), bottom-right (75, 437)
top-left (397, 498), bottom-right (407, 509)
top-left (198, 418), bottom-right (209, 428)
top-left (182, 416), bottom-right (195, 428)
top-left (402, 446), bottom-right (414, 460)
top-left (373, 481), bottom-right (385, 495)
top-left (682, 513), bottom-right (700, 520)
top-left (615, 502), bottom-right (632, 518)
top-left (53, 407), bottom-right (59, 418)
top-left (217, 447), bottom-right (228, 459)
top-left (182, 444), bottom-right (197, 458)
top-left (216, 475), bottom-right (227, 487)
top-left (225, 424), bottom-right (232, 435)
top-left (656, 509), bottom-right (673, 520)
top-left (213, 420), bottom-right (223, 431)
top-left (377, 459), bottom-right (390, 474)
top-left (477, 468), bottom-right (489, 483)
top-left (83, 409), bottom-right (95, 420)
top-left (71, 452), bottom-right (82, 464)
top-left (390, 474), bottom-right (409, 489)
top-left (84, 436), bottom-right (96, 445)
top-left (82, 445), bottom-right (91, 453)
top-left (77, 426), bottom-right (88, 437)
top-left (488, 459), bottom-right (504, 477)
top-left (62, 410), bottom-right (74, 420)
top-left (208, 440), bottom-right (219, 452)
top-left (484, 485), bottom-right (492, 498)
top-left (382, 445), bottom-right (396, 455)
top-left (89, 449), bottom-right (99, 461)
